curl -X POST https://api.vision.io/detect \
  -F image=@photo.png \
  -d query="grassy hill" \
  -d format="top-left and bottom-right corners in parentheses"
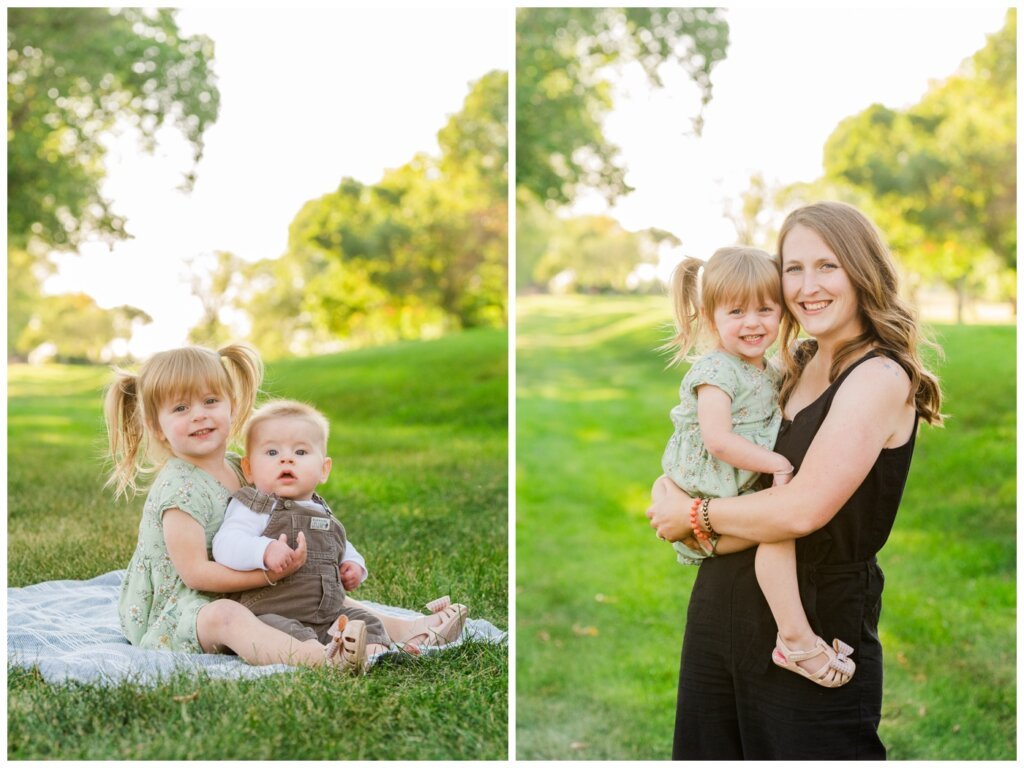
top-left (515, 294), bottom-right (1014, 760)
top-left (8, 328), bottom-right (508, 760)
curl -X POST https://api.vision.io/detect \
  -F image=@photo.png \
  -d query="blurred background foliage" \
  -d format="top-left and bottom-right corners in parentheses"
top-left (516, 7), bottom-right (728, 207)
top-left (8, 8), bottom-right (508, 363)
top-left (8, 7), bottom-right (218, 361)
top-left (516, 8), bottom-right (1016, 324)
top-left (515, 7), bottom-right (728, 295)
top-left (188, 69), bottom-right (507, 358)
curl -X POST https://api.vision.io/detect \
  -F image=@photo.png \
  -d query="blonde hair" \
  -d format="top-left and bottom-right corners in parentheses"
top-left (104, 343), bottom-right (264, 498)
top-left (244, 400), bottom-right (330, 455)
top-left (664, 247), bottom-right (781, 365)
top-left (776, 201), bottom-right (943, 425)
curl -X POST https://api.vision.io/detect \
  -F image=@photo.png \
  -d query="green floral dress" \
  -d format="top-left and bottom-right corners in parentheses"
top-left (661, 349), bottom-right (783, 565)
top-left (118, 455), bottom-right (246, 652)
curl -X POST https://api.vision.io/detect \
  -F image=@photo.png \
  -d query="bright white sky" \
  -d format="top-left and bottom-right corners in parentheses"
top-left (571, 6), bottom-right (1010, 274)
top-left (44, 6), bottom-right (511, 357)
top-left (43, 6), bottom-right (1009, 355)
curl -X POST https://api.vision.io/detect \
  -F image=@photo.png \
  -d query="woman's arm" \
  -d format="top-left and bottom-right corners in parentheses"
top-left (163, 507), bottom-right (307, 592)
top-left (696, 385), bottom-right (793, 474)
top-left (649, 358), bottom-right (913, 543)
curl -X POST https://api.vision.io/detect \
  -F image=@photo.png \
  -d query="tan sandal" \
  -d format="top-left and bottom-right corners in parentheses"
top-left (772, 634), bottom-right (855, 688)
top-left (325, 615), bottom-right (368, 675)
top-left (399, 596), bottom-right (468, 649)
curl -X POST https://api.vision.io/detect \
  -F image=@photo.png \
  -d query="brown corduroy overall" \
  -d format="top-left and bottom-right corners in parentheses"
top-left (229, 488), bottom-right (389, 645)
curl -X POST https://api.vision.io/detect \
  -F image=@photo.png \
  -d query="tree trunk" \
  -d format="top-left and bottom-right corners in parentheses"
top-left (954, 276), bottom-right (967, 325)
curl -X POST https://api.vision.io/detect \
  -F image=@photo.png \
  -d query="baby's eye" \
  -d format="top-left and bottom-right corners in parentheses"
top-left (266, 449), bottom-right (278, 456)
top-left (205, 397), bottom-right (219, 405)
top-left (728, 308), bottom-right (743, 315)
top-left (296, 449), bottom-right (308, 456)
top-left (172, 404), bottom-right (187, 413)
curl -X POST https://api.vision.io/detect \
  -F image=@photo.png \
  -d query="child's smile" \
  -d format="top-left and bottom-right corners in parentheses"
top-left (157, 393), bottom-right (233, 463)
top-left (710, 299), bottom-right (782, 367)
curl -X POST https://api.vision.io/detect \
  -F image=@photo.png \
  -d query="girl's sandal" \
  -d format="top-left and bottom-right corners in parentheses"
top-left (325, 615), bottom-right (369, 675)
top-left (772, 634), bottom-right (856, 688)
top-left (401, 596), bottom-right (468, 649)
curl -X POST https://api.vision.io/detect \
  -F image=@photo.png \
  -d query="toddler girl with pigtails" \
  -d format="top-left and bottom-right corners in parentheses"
top-left (652, 247), bottom-right (855, 688)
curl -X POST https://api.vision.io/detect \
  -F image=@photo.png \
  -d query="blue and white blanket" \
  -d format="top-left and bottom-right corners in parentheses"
top-left (7, 570), bottom-right (506, 687)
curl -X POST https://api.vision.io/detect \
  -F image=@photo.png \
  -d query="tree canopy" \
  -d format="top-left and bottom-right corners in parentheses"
top-left (516, 7), bottom-right (728, 207)
top-left (8, 7), bottom-right (219, 360)
top-left (822, 9), bottom-right (1016, 316)
top-left (8, 7), bottom-right (219, 253)
top-left (517, 192), bottom-right (676, 293)
top-left (190, 71), bottom-right (509, 358)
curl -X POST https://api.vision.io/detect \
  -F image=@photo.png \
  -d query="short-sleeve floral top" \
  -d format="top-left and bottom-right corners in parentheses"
top-left (118, 455), bottom-right (246, 652)
top-left (662, 348), bottom-right (783, 499)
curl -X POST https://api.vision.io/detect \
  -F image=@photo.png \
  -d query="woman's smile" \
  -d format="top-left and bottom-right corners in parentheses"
top-left (799, 299), bottom-right (832, 313)
top-left (781, 225), bottom-right (861, 343)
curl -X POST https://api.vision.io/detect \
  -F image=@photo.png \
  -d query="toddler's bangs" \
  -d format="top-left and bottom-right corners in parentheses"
top-left (705, 252), bottom-right (781, 314)
top-left (144, 347), bottom-right (233, 412)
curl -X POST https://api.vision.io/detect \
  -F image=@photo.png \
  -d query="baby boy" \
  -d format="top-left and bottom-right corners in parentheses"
top-left (212, 399), bottom-right (390, 648)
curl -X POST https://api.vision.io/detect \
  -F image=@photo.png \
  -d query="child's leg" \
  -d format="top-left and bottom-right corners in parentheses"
top-left (196, 599), bottom-right (329, 667)
top-left (650, 474), bottom-right (673, 503)
top-left (754, 540), bottom-right (826, 674)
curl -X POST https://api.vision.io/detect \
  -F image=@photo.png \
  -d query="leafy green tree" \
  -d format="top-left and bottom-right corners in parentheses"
top-left (8, 7), bottom-right (219, 358)
top-left (515, 189), bottom-right (559, 292)
top-left (516, 7), bottom-right (728, 206)
top-left (532, 215), bottom-right (668, 293)
top-left (822, 9), bottom-right (1016, 320)
top-left (723, 172), bottom-right (781, 252)
top-left (202, 71), bottom-right (508, 358)
top-left (8, 7), bottom-right (219, 251)
top-left (186, 251), bottom-right (249, 348)
top-left (16, 294), bottom-right (151, 363)
top-left (438, 67), bottom-right (508, 202)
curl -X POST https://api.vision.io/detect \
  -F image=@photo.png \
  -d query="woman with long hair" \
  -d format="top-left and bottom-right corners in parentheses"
top-left (647, 201), bottom-right (942, 759)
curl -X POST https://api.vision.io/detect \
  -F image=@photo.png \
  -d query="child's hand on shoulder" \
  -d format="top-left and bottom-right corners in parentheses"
top-left (339, 561), bottom-right (361, 591)
top-left (264, 534), bottom-right (295, 574)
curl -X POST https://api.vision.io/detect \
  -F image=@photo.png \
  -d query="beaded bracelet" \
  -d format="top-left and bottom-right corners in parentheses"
top-left (262, 570), bottom-right (278, 586)
top-left (689, 497), bottom-right (720, 556)
top-left (689, 498), bottom-right (707, 544)
top-left (688, 499), bottom-right (712, 548)
top-left (700, 498), bottom-right (717, 538)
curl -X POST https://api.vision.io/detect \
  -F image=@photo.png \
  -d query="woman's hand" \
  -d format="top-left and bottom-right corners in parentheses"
top-left (646, 475), bottom-right (694, 543)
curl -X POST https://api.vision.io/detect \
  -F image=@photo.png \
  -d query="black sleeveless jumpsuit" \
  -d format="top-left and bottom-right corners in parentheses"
top-left (672, 350), bottom-right (918, 760)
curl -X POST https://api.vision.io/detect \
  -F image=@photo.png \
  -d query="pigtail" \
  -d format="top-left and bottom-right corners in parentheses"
top-left (104, 370), bottom-right (147, 499)
top-left (217, 343), bottom-right (264, 444)
top-left (661, 257), bottom-right (705, 366)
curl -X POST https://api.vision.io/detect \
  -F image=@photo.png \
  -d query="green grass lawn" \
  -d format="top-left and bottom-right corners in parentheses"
top-left (8, 328), bottom-right (508, 760)
top-left (515, 294), bottom-right (1015, 760)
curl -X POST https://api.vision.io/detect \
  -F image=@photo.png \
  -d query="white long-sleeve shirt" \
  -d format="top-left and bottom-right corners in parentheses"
top-left (212, 496), bottom-right (368, 585)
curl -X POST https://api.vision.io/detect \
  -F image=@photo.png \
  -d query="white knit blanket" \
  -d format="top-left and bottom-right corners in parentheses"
top-left (7, 570), bottom-right (507, 686)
